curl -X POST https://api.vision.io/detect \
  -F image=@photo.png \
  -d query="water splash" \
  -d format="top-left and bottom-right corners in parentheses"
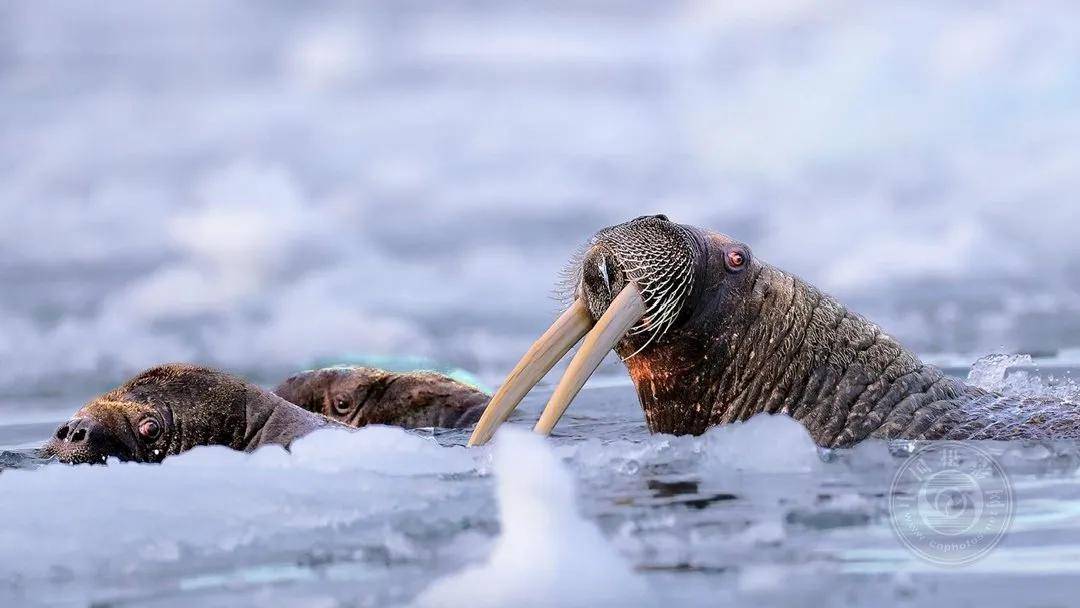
top-left (414, 428), bottom-right (652, 608)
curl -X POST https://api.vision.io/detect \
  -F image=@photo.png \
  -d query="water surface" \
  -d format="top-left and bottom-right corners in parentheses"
top-left (3, 360), bottom-right (1079, 607)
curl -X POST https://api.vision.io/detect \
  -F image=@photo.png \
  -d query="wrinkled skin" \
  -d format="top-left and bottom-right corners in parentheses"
top-left (273, 367), bottom-right (488, 429)
top-left (44, 364), bottom-right (489, 464)
top-left (577, 216), bottom-right (1080, 447)
top-left (43, 364), bottom-right (338, 464)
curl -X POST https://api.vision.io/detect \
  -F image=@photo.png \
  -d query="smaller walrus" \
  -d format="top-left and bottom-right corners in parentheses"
top-left (44, 363), bottom-right (489, 464)
top-left (274, 367), bottom-right (488, 429)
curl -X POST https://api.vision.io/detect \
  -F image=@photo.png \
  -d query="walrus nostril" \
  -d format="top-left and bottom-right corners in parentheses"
top-left (55, 424), bottom-right (70, 441)
top-left (70, 426), bottom-right (88, 443)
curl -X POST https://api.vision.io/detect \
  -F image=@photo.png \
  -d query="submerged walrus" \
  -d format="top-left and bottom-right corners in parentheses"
top-left (470, 215), bottom-right (1080, 447)
top-left (45, 364), bottom-right (488, 464)
top-left (273, 366), bottom-right (488, 428)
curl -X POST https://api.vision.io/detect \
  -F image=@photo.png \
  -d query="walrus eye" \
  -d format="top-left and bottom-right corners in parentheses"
top-left (333, 399), bottom-right (348, 415)
top-left (725, 248), bottom-right (747, 271)
top-left (137, 417), bottom-right (161, 441)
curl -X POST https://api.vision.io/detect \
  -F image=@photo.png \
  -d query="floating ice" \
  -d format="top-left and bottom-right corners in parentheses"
top-left (698, 414), bottom-right (822, 475)
top-left (283, 425), bottom-right (475, 475)
top-left (563, 413), bottom-right (821, 480)
top-left (414, 428), bottom-right (652, 608)
top-left (0, 426), bottom-right (480, 604)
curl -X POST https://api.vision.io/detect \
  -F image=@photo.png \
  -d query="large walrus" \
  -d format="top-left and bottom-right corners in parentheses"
top-left (44, 364), bottom-right (488, 464)
top-left (470, 215), bottom-right (1080, 447)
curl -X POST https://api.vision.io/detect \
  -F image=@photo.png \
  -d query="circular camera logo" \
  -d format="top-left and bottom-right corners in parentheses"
top-left (889, 442), bottom-right (1013, 566)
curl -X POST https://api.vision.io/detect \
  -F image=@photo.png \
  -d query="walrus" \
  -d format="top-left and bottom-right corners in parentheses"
top-left (273, 366), bottom-right (488, 428)
top-left (44, 363), bottom-right (489, 464)
top-left (469, 215), bottom-right (1080, 447)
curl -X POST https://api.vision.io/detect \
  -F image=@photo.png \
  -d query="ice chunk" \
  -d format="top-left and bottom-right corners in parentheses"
top-left (558, 432), bottom-right (700, 478)
top-left (699, 414), bottom-right (822, 475)
top-left (0, 425), bottom-right (479, 596)
top-left (556, 414), bottom-right (821, 481)
top-left (284, 425), bottom-right (476, 476)
top-left (414, 428), bottom-right (652, 608)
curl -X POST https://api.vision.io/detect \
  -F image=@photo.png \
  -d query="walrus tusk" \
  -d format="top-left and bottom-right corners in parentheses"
top-left (467, 299), bottom-right (594, 446)
top-left (534, 283), bottom-right (645, 436)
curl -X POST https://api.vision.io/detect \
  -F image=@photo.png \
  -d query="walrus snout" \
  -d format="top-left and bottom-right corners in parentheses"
top-left (584, 215), bottom-right (700, 327)
top-left (45, 415), bottom-right (135, 465)
top-left (469, 215), bottom-right (704, 446)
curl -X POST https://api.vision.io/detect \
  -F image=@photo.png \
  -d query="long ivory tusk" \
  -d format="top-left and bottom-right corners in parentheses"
top-left (533, 283), bottom-right (645, 436)
top-left (467, 299), bottom-right (594, 446)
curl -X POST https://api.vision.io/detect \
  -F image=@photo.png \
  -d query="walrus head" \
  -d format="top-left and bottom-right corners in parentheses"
top-left (273, 366), bottom-right (489, 429)
top-left (470, 214), bottom-right (772, 444)
top-left (44, 364), bottom-right (332, 464)
top-left (44, 398), bottom-right (173, 464)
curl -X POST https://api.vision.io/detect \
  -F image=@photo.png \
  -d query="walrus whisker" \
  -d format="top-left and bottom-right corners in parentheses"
top-left (553, 240), bottom-right (595, 309)
top-left (621, 266), bottom-right (693, 359)
top-left (600, 221), bottom-right (696, 352)
top-left (622, 290), bottom-right (686, 360)
top-left (534, 283), bottom-right (646, 436)
top-left (467, 299), bottom-right (595, 446)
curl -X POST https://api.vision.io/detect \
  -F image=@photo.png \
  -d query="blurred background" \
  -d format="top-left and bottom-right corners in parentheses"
top-left (2, 1), bottom-right (1079, 402)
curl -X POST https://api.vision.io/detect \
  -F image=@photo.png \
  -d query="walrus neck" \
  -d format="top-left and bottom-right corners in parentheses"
top-left (623, 264), bottom-right (974, 446)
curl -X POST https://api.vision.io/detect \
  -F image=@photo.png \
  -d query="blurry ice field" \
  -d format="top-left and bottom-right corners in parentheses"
top-left (2, 1), bottom-right (1080, 393)
top-left (3, 2), bottom-right (1080, 606)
